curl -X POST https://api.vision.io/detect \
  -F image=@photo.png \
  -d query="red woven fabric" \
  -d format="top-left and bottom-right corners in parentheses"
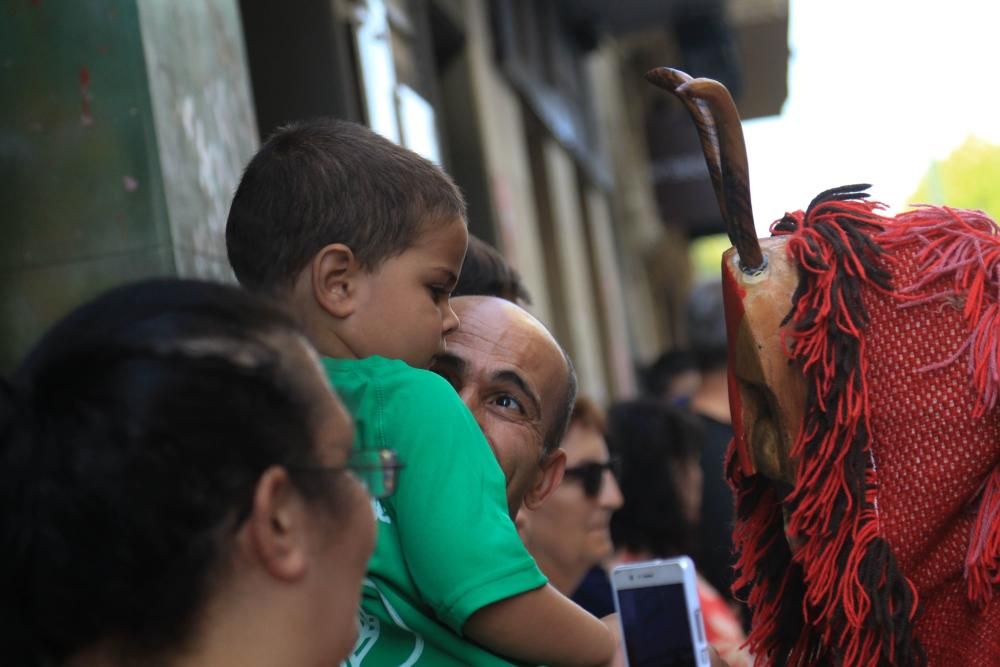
top-left (865, 245), bottom-right (1000, 665)
top-left (728, 194), bottom-right (1000, 666)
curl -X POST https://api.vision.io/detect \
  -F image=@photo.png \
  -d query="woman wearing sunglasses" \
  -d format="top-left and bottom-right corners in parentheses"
top-left (0, 279), bottom-right (400, 667)
top-left (518, 396), bottom-right (624, 596)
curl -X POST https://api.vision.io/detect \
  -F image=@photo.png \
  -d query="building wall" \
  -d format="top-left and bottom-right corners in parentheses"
top-left (581, 186), bottom-right (638, 397)
top-left (0, 1), bottom-right (172, 371)
top-left (3, 0), bottom-right (776, 389)
top-left (137, 0), bottom-right (258, 281)
top-left (455, 0), bottom-right (690, 400)
top-left (538, 138), bottom-right (610, 404)
top-left (459, 0), bottom-right (652, 402)
top-left (0, 0), bottom-right (256, 370)
top-left (588, 39), bottom-right (676, 365)
top-left (462, 0), bottom-right (554, 326)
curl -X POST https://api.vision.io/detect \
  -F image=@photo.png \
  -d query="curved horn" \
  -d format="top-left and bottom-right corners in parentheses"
top-left (644, 69), bottom-right (764, 273)
top-left (676, 79), bottom-right (763, 272)
top-left (643, 68), bottom-right (727, 223)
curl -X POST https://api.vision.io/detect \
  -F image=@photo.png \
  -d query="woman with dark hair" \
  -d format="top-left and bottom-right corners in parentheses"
top-left (608, 400), bottom-right (703, 558)
top-left (607, 399), bottom-right (751, 667)
top-left (0, 279), bottom-right (391, 667)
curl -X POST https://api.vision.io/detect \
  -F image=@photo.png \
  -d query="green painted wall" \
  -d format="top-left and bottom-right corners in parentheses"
top-left (136, 0), bottom-right (257, 281)
top-left (0, 0), bottom-right (256, 371)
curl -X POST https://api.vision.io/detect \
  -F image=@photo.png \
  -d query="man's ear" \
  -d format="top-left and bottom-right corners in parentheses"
top-left (524, 448), bottom-right (566, 510)
top-left (312, 243), bottom-right (361, 319)
top-left (242, 466), bottom-right (309, 582)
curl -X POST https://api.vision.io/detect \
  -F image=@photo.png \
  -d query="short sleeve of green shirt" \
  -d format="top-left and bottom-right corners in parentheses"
top-left (324, 356), bottom-right (546, 635)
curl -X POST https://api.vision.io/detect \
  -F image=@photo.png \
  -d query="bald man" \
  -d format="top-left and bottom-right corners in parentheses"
top-left (430, 295), bottom-right (573, 518)
top-left (431, 296), bottom-right (730, 667)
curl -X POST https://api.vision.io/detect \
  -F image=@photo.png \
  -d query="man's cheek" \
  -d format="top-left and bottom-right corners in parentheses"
top-left (475, 415), bottom-right (506, 466)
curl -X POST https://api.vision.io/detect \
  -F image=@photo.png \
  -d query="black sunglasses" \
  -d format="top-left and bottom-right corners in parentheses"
top-left (563, 458), bottom-right (620, 499)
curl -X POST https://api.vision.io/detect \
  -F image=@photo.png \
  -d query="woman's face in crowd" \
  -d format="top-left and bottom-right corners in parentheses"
top-left (673, 455), bottom-right (703, 525)
top-left (531, 423), bottom-right (623, 576)
top-left (291, 340), bottom-right (376, 663)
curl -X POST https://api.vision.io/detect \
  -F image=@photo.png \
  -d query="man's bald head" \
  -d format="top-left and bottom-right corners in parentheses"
top-left (449, 296), bottom-right (576, 454)
top-left (431, 296), bottom-right (576, 516)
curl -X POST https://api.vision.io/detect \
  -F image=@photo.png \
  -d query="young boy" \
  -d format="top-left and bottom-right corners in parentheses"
top-left (225, 119), bottom-right (615, 666)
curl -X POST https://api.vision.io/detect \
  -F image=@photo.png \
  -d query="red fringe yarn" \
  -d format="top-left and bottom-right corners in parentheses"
top-left (730, 186), bottom-right (924, 665)
top-left (727, 446), bottom-right (816, 664)
top-left (879, 205), bottom-right (1000, 610)
top-left (967, 468), bottom-right (1000, 609)
top-left (880, 206), bottom-right (1000, 417)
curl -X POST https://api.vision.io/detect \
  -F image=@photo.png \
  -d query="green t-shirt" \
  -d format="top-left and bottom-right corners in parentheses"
top-left (324, 356), bottom-right (547, 666)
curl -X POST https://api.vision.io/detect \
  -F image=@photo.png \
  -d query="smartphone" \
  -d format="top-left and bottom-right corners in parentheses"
top-left (611, 556), bottom-right (710, 667)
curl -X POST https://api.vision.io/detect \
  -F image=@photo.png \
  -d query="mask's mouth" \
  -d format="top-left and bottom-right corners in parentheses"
top-left (781, 503), bottom-right (804, 555)
top-left (737, 378), bottom-right (796, 485)
top-left (738, 379), bottom-right (803, 554)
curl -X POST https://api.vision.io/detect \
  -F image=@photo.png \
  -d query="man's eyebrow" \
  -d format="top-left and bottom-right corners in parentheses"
top-left (492, 369), bottom-right (541, 414)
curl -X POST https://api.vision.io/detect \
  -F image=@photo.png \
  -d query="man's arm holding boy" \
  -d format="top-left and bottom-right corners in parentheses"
top-left (465, 584), bottom-right (615, 666)
top-left (390, 374), bottom-right (616, 666)
top-left (466, 594), bottom-right (730, 667)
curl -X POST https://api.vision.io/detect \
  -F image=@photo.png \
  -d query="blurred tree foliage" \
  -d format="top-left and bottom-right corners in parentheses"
top-left (908, 136), bottom-right (1000, 219)
top-left (689, 234), bottom-right (733, 283)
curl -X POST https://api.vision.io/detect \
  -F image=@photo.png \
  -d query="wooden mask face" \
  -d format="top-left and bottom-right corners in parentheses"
top-left (721, 237), bottom-right (804, 486)
top-left (642, 67), bottom-right (806, 488)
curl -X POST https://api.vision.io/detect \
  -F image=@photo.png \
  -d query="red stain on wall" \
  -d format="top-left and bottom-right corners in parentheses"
top-left (79, 66), bottom-right (93, 126)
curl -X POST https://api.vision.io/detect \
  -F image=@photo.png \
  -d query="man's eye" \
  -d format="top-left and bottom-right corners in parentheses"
top-left (428, 285), bottom-right (448, 301)
top-left (494, 394), bottom-right (523, 413)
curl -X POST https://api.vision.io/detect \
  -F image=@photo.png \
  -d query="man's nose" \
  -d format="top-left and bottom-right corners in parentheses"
top-left (600, 471), bottom-right (624, 510)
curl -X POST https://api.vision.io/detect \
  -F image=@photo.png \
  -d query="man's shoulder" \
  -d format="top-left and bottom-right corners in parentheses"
top-left (323, 356), bottom-right (468, 420)
top-left (322, 355), bottom-right (406, 381)
top-left (365, 359), bottom-right (461, 404)
top-left (322, 356), bottom-right (440, 385)
top-left (323, 355), bottom-right (449, 389)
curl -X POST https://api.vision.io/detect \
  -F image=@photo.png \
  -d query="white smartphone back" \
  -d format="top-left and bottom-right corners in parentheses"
top-left (610, 556), bottom-right (710, 667)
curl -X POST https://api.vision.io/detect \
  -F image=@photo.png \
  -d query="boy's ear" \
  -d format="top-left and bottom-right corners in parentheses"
top-left (524, 448), bottom-right (566, 510)
top-left (312, 243), bottom-right (360, 319)
top-left (242, 466), bottom-right (309, 582)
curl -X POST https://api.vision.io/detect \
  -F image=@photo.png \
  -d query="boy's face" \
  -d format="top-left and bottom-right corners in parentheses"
top-left (350, 218), bottom-right (468, 368)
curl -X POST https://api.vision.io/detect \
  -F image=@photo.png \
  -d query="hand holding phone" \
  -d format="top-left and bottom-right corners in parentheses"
top-left (611, 556), bottom-right (710, 667)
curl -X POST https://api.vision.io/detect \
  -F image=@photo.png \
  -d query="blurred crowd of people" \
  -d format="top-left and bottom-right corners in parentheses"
top-left (2, 118), bottom-right (747, 667)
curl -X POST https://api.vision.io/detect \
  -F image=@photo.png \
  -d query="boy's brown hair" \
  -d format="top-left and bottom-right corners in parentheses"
top-left (226, 118), bottom-right (466, 292)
